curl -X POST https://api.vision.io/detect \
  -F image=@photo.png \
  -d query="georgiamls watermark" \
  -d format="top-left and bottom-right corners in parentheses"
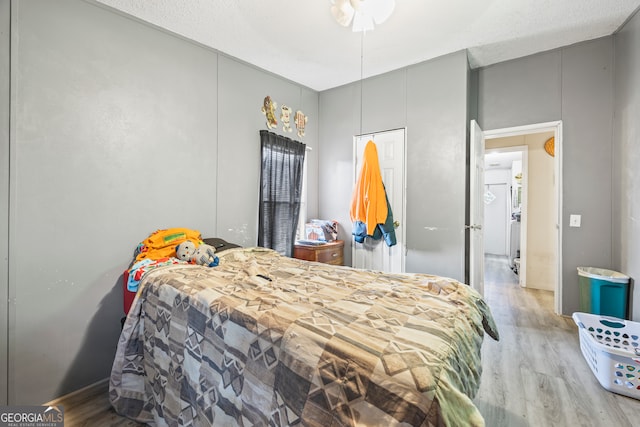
top-left (0, 405), bottom-right (64, 427)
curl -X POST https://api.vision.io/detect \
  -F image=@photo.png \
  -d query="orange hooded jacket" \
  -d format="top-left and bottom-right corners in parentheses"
top-left (350, 141), bottom-right (388, 235)
top-left (135, 227), bottom-right (203, 262)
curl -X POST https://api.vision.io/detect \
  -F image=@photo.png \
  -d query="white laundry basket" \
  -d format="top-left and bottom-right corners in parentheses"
top-left (572, 312), bottom-right (640, 399)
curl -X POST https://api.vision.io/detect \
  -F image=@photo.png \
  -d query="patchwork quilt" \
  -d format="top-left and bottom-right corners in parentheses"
top-left (110, 247), bottom-right (499, 427)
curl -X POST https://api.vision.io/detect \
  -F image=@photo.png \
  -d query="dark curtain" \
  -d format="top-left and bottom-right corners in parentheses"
top-left (258, 130), bottom-right (306, 257)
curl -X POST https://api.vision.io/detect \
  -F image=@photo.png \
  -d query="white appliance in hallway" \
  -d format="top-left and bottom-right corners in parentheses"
top-left (484, 182), bottom-right (509, 256)
top-left (510, 219), bottom-right (520, 272)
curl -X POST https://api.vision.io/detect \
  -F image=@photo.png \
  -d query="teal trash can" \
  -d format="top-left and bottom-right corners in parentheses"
top-left (578, 267), bottom-right (630, 319)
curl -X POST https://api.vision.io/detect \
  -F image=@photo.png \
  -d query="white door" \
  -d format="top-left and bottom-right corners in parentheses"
top-left (352, 128), bottom-right (406, 273)
top-left (469, 120), bottom-right (485, 295)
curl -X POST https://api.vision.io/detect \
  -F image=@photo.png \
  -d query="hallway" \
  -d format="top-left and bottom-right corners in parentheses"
top-left (474, 255), bottom-right (640, 426)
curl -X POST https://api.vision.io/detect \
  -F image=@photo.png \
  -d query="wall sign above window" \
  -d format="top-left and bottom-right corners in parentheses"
top-left (260, 95), bottom-right (309, 138)
top-left (281, 105), bottom-right (293, 133)
top-left (295, 110), bottom-right (308, 138)
top-left (261, 96), bottom-right (278, 129)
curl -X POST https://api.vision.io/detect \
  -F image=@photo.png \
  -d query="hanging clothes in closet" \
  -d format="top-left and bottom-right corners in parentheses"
top-left (350, 140), bottom-right (397, 247)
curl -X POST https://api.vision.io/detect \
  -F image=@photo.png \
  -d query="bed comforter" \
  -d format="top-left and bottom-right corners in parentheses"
top-left (110, 247), bottom-right (499, 427)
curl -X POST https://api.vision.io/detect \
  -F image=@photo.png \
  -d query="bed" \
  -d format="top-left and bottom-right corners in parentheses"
top-left (110, 245), bottom-right (499, 427)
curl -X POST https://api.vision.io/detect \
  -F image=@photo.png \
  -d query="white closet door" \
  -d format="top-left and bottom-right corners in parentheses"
top-left (352, 128), bottom-right (406, 273)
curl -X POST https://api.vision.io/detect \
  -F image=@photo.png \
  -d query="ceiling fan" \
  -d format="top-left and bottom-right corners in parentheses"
top-left (330, 0), bottom-right (396, 32)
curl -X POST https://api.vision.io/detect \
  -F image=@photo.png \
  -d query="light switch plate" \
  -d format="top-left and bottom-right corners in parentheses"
top-left (570, 214), bottom-right (581, 227)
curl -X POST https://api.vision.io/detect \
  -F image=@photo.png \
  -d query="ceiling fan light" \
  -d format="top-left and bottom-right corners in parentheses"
top-left (331, 0), bottom-right (394, 32)
top-left (349, 0), bottom-right (364, 12)
top-left (331, 0), bottom-right (355, 27)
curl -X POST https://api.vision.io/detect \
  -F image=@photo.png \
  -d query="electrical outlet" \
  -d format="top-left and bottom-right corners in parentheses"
top-left (569, 214), bottom-right (581, 227)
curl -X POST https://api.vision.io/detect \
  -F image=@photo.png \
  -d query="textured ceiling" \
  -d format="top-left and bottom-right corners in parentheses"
top-left (93, 0), bottom-right (640, 91)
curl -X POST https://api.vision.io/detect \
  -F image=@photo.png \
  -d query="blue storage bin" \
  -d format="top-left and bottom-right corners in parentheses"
top-left (578, 267), bottom-right (630, 319)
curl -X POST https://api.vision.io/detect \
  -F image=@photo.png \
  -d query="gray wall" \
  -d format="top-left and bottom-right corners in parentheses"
top-left (318, 51), bottom-right (469, 281)
top-left (217, 57), bottom-right (319, 246)
top-left (4, 0), bottom-right (637, 406)
top-left (2, 0), bottom-right (318, 405)
top-left (477, 37), bottom-right (615, 316)
top-left (613, 10), bottom-right (640, 320)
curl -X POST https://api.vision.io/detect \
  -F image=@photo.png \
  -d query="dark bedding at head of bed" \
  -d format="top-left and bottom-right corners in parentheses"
top-left (202, 237), bottom-right (241, 253)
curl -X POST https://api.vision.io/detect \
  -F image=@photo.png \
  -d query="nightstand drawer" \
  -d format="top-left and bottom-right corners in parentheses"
top-left (316, 247), bottom-right (343, 264)
top-left (293, 240), bottom-right (344, 266)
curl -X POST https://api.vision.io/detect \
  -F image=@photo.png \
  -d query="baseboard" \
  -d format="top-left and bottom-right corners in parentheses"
top-left (44, 378), bottom-right (109, 407)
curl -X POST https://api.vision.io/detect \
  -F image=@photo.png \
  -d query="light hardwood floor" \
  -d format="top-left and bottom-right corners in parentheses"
top-left (474, 255), bottom-right (640, 427)
top-left (46, 379), bottom-right (143, 427)
top-left (60, 255), bottom-right (640, 426)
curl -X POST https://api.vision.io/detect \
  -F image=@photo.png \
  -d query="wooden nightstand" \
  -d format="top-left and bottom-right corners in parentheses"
top-left (293, 240), bottom-right (344, 266)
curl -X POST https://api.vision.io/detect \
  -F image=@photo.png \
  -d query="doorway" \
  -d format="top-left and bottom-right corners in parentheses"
top-left (484, 146), bottom-right (527, 287)
top-left (473, 121), bottom-right (563, 314)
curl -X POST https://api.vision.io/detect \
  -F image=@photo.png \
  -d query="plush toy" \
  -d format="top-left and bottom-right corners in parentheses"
top-left (176, 240), bottom-right (219, 267)
top-left (176, 240), bottom-right (198, 262)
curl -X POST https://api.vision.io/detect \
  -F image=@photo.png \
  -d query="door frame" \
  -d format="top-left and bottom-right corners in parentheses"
top-left (352, 127), bottom-right (407, 273)
top-left (482, 120), bottom-right (563, 314)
